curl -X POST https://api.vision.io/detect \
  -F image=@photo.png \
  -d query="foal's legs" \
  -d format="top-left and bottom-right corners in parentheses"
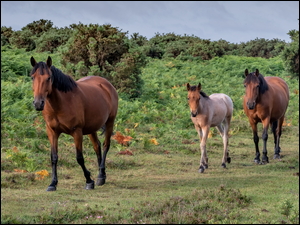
top-left (198, 125), bottom-right (209, 173)
top-left (216, 121), bottom-right (230, 168)
top-left (73, 129), bottom-right (94, 189)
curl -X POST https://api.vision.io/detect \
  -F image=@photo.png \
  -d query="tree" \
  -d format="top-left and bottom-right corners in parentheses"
top-left (1, 26), bottom-right (14, 46)
top-left (281, 29), bottom-right (299, 77)
top-left (60, 23), bottom-right (146, 98)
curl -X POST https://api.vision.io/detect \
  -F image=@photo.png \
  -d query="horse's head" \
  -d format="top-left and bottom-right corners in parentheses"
top-left (187, 83), bottom-right (201, 117)
top-left (244, 69), bottom-right (261, 110)
top-left (30, 56), bottom-right (53, 111)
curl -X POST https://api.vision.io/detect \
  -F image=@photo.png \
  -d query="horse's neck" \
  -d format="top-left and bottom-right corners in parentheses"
top-left (46, 88), bottom-right (70, 111)
top-left (198, 97), bottom-right (209, 114)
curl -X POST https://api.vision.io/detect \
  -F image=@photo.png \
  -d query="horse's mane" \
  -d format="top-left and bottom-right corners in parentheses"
top-left (245, 72), bottom-right (269, 94)
top-left (30, 62), bottom-right (77, 92)
top-left (189, 85), bottom-right (209, 98)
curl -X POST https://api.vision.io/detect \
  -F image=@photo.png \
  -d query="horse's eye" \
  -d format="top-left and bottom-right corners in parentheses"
top-left (31, 76), bottom-right (34, 81)
top-left (257, 85), bottom-right (260, 88)
top-left (187, 98), bottom-right (190, 100)
top-left (243, 84), bottom-right (246, 87)
top-left (47, 77), bottom-right (51, 82)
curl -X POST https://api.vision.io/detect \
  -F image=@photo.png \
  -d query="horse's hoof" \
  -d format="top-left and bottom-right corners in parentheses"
top-left (254, 159), bottom-right (260, 164)
top-left (262, 157), bottom-right (269, 163)
top-left (227, 157), bottom-right (231, 163)
top-left (275, 147), bottom-right (281, 154)
top-left (199, 166), bottom-right (205, 173)
top-left (221, 163), bottom-right (226, 168)
top-left (273, 154), bottom-right (280, 159)
top-left (85, 180), bottom-right (95, 190)
top-left (96, 178), bottom-right (105, 186)
top-left (46, 186), bottom-right (56, 191)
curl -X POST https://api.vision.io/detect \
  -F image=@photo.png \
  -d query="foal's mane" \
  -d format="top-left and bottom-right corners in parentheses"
top-left (189, 85), bottom-right (209, 98)
top-left (30, 62), bottom-right (77, 92)
top-left (245, 72), bottom-right (269, 94)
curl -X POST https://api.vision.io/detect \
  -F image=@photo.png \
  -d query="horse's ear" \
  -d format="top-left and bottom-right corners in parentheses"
top-left (30, 56), bottom-right (37, 67)
top-left (187, 83), bottom-right (190, 91)
top-left (255, 69), bottom-right (259, 77)
top-left (245, 69), bottom-right (249, 77)
top-left (197, 83), bottom-right (201, 91)
top-left (46, 56), bottom-right (52, 68)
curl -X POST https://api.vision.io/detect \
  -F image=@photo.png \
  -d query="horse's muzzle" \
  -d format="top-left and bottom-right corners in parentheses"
top-left (33, 99), bottom-right (45, 111)
top-left (191, 112), bottom-right (197, 117)
top-left (247, 101), bottom-right (256, 110)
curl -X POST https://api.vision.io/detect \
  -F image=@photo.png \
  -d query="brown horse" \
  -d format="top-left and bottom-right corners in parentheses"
top-left (243, 69), bottom-right (289, 164)
top-left (30, 56), bottom-right (118, 191)
top-left (187, 83), bottom-right (233, 173)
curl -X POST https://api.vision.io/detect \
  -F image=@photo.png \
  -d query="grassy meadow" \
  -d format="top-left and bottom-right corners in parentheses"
top-left (1, 53), bottom-right (299, 224)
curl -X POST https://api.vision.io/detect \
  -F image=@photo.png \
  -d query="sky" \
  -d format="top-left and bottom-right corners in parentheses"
top-left (1, 1), bottom-right (299, 44)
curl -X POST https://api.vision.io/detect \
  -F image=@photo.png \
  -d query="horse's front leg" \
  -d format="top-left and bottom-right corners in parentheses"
top-left (73, 129), bottom-right (94, 190)
top-left (249, 121), bottom-right (260, 163)
top-left (199, 126), bottom-right (209, 173)
top-left (46, 127), bottom-right (60, 191)
top-left (261, 119), bottom-right (270, 164)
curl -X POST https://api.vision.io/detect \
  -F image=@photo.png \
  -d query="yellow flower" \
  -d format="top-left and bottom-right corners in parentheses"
top-left (150, 138), bottom-right (159, 145)
top-left (35, 170), bottom-right (49, 180)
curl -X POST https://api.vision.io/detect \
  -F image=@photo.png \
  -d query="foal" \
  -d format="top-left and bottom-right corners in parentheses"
top-left (187, 83), bottom-right (233, 173)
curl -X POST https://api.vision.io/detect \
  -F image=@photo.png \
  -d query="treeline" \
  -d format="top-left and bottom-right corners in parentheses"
top-left (1, 19), bottom-right (299, 98)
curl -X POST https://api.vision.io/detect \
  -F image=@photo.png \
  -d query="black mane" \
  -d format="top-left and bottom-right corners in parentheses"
top-left (189, 85), bottom-right (209, 98)
top-left (31, 62), bottom-right (77, 92)
top-left (244, 72), bottom-right (269, 94)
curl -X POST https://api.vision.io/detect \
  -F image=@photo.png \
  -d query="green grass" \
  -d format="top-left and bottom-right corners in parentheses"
top-left (1, 125), bottom-right (299, 224)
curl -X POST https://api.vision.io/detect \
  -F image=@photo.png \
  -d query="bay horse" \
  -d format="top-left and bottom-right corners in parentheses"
top-left (186, 83), bottom-right (233, 173)
top-left (30, 56), bottom-right (118, 191)
top-left (243, 69), bottom-right (289, 164)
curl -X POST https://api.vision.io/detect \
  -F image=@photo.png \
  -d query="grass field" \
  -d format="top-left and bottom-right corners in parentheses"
top-left (1, 123), bottom-right (299, 224)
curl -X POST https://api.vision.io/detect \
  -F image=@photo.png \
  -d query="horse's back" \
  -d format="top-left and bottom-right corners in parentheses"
top-left (265, 77), bottom-right (289, 113)
top-left (76, 76), bottom-right (118, 133)
top-left (210, 93), bottom-right (233, 116)
top-left (265, 76), bottom-right (289, 100)
top-left (77, 76), bottom-right (118, 111)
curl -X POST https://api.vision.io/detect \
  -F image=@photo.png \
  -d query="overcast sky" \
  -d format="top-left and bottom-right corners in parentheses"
top-left (1, 1), bottom-right (299, 43)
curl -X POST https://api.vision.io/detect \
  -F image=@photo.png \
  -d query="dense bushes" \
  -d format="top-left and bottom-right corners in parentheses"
top-left (1, 19), bottom-right (298, 97)
top-left (59, 23), bottom-right (146, 98)
top-left (281, 29), bottom-right (299, 77)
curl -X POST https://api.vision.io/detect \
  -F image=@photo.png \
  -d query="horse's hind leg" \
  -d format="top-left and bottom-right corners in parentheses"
top-left (88, 132), bottom-right (103, 186)
top-left (217, 122), bottom-right (230, 169)
top-left (273, 117), bottom-right (284, 159)
top-left (73, 129), bottom-right (94, 189)
top-left (97, 118), bottom-right (115, 185)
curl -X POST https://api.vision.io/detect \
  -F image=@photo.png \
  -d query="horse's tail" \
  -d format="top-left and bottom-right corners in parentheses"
top-left (100, 125), bottom-right (115, 136)
top-left (100, 125), bottom-right (106, 135)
